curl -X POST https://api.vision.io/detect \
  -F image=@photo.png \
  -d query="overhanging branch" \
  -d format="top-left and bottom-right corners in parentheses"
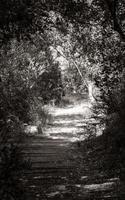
top-left (54, 47), bottom-right (88, 87)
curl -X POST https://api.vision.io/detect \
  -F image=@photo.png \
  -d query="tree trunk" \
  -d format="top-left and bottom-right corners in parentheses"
top-left (88, 81), bottom-right (95, 103)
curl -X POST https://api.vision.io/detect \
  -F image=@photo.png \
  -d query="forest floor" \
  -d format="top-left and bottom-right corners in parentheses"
top-left (20, 98), bottom-right (124, 200)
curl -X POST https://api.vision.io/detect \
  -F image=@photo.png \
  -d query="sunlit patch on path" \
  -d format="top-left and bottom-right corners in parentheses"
top-left (43, 101), bottom-right (101, 141)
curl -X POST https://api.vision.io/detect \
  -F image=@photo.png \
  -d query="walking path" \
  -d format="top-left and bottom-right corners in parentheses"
top-left (21, 101), bottom-right (120, 199)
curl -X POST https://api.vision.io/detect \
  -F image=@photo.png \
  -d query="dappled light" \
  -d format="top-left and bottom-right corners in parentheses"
top-left (0, 0), bottom-right (125, 199)
top-left (43, 100), bottom-right (101, 142)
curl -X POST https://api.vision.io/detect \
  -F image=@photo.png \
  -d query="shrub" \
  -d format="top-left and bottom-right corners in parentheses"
top-left (28, 97), bottom-right (51, 130)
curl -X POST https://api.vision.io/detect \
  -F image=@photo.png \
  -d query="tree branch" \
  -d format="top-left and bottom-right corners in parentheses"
top-left (54, 47), bottom-right (88, 87)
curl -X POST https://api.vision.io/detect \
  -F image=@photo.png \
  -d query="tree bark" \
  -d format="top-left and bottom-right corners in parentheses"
top-left (87, 81), bottom-right (95, 103)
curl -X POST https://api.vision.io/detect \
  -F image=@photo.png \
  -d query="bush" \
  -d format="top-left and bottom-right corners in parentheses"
top-left (28, 97), bottom-right (51, 130)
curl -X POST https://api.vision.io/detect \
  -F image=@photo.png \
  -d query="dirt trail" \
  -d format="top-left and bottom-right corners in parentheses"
top-left (21, 101), bottom-right (119, 199)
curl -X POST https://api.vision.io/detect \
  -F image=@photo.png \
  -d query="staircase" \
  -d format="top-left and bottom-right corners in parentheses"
top-left (20, 102), bottom-right (120, 200)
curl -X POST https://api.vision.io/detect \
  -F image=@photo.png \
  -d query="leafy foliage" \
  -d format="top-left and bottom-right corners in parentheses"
top-left (0, 0), bottom-right (125, 196)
